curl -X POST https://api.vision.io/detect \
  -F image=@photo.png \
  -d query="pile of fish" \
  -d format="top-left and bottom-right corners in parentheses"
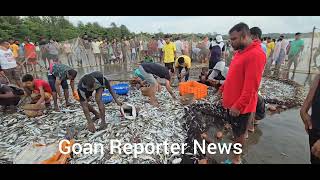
top-left (260, 77), bottom-right (305, 108)
top-left (0, 88), bottom-right (188, 164)
top-left (70, 89), bottom-right (189, 164)
top-left (0, 77), bottom-right (305, 164)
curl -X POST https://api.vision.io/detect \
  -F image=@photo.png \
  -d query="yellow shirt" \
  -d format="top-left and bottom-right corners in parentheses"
top-left (10, 44), bottom-right (19, 58)
top-left (266, 42), bottom-right (275, 58)
top-left (175, 55), bottom-right (191, 69)
top-left (162, 42), bottom-right (176, 63)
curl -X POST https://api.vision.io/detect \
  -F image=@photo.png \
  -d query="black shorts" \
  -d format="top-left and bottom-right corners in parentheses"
top-left (308, 129), bottom-right (320, 164)
top-left (227, 112), bottom-right (251, 138)
top-left (165, 63), bottom-right (174, 73)
top-left (255, 95), bottom-right (266, 120)
top-left (48, 75), bottom-right (69, 92)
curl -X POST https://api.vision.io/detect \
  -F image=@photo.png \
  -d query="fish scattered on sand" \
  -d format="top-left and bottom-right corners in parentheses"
top-left (0, 77), bottom-right (305, 164)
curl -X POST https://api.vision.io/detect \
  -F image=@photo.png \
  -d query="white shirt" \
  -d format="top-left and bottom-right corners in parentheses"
top-left (35, 46), bottom-right (40, 52)
top-left (212, 41), bottom-right (225, 50)
top-left (273, 39), bottom-right (289, 60)
top-left (175, 40), bottom-right (183, 55)
top-left (158, 39), bottom-right (164, 49)
top-left (0, 48), bottom-right (17, 70)
top-left (208, 69), bottom-right (225, 85)
top-left (280, 39), bottom-right (289, 50)
top-left (91, 41), bottom-right (101, 54)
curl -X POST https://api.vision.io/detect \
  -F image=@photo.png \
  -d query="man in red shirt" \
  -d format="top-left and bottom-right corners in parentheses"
top-left (24, 38), bottom-right (37, 73)
top-left (219, 23), bottom-right (266, 164)
top-left (22, 74), bottom-right (52, 106)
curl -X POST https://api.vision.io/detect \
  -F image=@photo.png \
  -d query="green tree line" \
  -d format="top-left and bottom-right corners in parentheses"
top-left (0, 16), bottom-right (311, 43)
top-left (0, 16), bottom-right (133, 42)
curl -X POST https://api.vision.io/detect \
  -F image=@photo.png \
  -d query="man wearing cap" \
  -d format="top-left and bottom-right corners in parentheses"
top-left (175, 55), bottom-right (191, 82)
top-left (207, 61), bottom-right (229, 89)
top-left (209, 35), bottom-right (225, 69)
top-left (286, 32), bottom-right (304, 80)
top-left (134, 62), bottom-right (176, 106)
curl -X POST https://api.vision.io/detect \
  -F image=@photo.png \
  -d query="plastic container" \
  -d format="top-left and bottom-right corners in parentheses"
top-left (112, 83), bottom-right (130, 95)
top-left (102, 89), bottom-right (113, 104)
top-left (120, 103), bottom-right (137, 120)
top-left (179, 81), bottom-right (208, 100)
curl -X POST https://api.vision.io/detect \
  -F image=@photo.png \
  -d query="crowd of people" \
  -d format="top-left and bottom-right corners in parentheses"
top-left (129, 24), bottom-right (319, 164)
top-left (0, 22), bottom-right (319, 164)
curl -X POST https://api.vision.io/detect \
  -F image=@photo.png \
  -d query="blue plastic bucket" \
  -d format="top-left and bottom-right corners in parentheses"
top-left (112, 83), bottom-right (129, 95)
top-left (102, 89), bottom-right (113, 104)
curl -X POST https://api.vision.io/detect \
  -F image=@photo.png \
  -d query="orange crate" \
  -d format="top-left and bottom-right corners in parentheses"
top-left (179, 81), bottom-right (208, 100)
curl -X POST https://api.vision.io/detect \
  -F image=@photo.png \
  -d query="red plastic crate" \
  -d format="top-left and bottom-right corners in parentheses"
top-left (179, 81), bottom-right (208, 100)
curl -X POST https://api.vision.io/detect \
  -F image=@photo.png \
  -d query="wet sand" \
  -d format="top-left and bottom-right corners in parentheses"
top-left (32, 62), bottom-right (312, 164)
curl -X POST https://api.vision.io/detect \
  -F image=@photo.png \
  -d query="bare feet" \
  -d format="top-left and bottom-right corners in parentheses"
top-left (216, 131), bottom-right (223, 140)
top-left (87, 122), bottom-right (96, 133)
top-left (245, 132), bottom-right (249, 139)
top-left (92, 115), bottom-right (100, 122)
top-left (54, 106), bottom-right (60, 112)
top-left (232, 159), bottom-right (242, 164)
top-left (198, 159), bottom-right (208, 164)
top-left (150, 99), bottom-right (159, 107)
top-left (201, 132), bottom-right (213, 143)
top-left (248, 123), bottom-right (255, 133)
top-left (98, 122), bottom-right (108, 131)
top-left (224, 123), bottom-right (232, 130)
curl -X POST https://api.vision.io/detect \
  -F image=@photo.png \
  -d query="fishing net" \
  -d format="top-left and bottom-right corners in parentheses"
top-left (285, 28), bottom-right (320, 82)
top-left (179, 76), bottom-right (306, 164)
top-left (181, 102), bottom-right (227, 164)
top-left (260, 77), bottom-right (305, 109)
top-left (57, 38), bottom-right (94, 68)
top-left (306, 29), bottom-right (320, 74)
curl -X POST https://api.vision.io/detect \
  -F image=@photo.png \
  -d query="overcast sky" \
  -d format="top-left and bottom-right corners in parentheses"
top-left (68, 16), bottom-right (320, 35)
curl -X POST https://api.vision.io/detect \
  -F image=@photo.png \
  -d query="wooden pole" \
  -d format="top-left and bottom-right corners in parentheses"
top-left (304, 27), bottom-right (316, 86)
top-left (308, 26), bottom-right (316, 75)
